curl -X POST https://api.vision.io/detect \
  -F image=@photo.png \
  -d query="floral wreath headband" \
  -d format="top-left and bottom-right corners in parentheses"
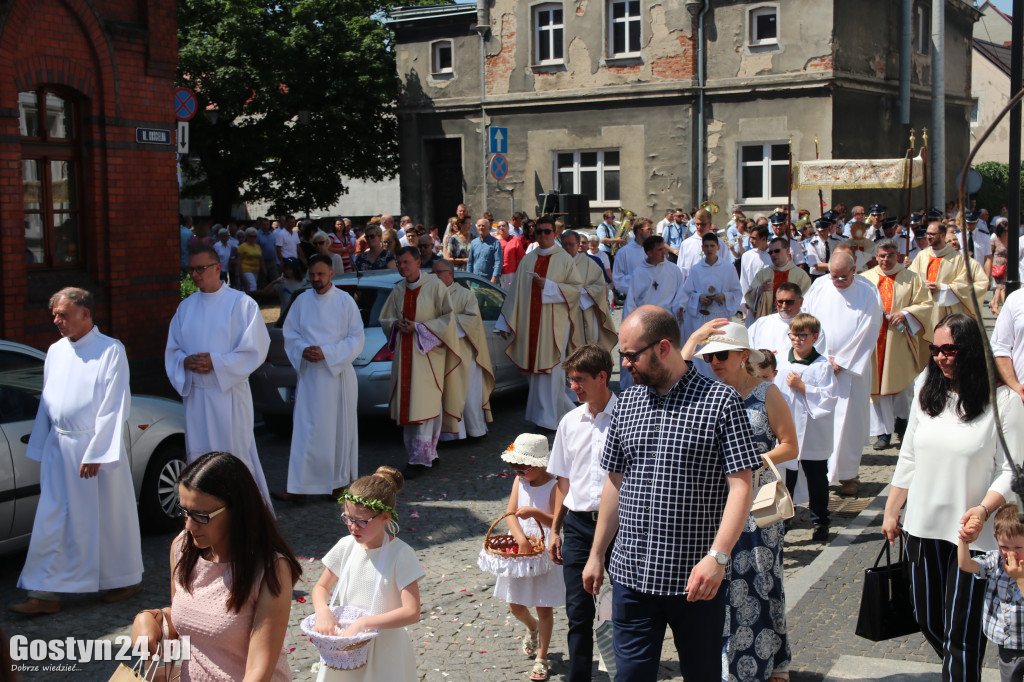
top-left (337, 490), bottom-right (396, 517)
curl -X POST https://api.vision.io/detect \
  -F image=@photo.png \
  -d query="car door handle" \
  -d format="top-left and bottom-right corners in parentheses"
top-left (20, 434), bottom-right (30, 444)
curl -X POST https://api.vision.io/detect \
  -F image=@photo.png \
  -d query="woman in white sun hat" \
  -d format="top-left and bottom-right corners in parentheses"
top-left (683, 319), bottom-right (798, 682)
top-left (490, 433), bottom-right (565, 681)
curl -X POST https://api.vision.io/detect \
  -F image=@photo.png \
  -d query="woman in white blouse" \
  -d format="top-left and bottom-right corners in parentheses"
top-left (882, 313), bottom-right (1024, 682)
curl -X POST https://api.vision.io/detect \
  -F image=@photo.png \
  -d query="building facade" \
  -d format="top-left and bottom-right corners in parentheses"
top-left (0, 0), bottom-right (180, 380)
top-left (392, 0), bottom-right (978, 226)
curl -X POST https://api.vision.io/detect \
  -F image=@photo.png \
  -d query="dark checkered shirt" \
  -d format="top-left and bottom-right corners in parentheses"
top-left (601, 365), bottom-right (762, 596)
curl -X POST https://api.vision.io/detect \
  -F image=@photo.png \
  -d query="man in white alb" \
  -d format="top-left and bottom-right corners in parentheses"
top-left (272, 254), bottom-right (364, 503)
top-left (611, 219), bottom-right (652, 299)
top-left (10, 288), bottom-right (142, 615)
top-left (166, 245), bottom-right (273, 505)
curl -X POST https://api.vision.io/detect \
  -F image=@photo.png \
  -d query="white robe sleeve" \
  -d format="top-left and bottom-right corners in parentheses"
top-left (680, 268), bottom-right (701, 317)
top-left (164, 310), bottom-right (192, 397)
top-left (579, 288), bottom-right (595, 311)
top-left (722, 264), bottom-right (742, 316)
top-left (798, 362), bottom-right (838, 420)
top-left (541, 277), bottom-right (566, 304)
top-left (282, 295), bottom-right (309, 373)
top-left (495, 313), bottom-right (512, 333)
top-left (25, 352), bottom-right (53, 462)
top-left (934, 283), bottom-right (960, 307)
top-left (992, 303), bottom-right (1016, 358)
top-left (319, 295), bottom-right (365, 377)
top-left (891, 378), bottom-right (923, 489)
top-left (82, 343), bottom-right (131, 465)
top-left (209, 297), bottom-right (271, 393)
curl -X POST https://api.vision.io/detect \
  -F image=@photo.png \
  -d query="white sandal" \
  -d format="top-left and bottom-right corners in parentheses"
top-left (521, 626), bottom-right (538, 656)
top-left (529, 658), bottom-right (551, 681)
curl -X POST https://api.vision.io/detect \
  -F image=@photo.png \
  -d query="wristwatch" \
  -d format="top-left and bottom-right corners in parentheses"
top-left (707, 550), bottom-right (729, 566)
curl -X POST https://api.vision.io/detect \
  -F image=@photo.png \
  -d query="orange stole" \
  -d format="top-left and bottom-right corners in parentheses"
top-left (528, 255), bottom-right (552, 372)
top-left (398, 286), bottom-right (421, 425)
top-left (771, 269), bottom-right (788, 303)
top-left (926, 256), bottom-right (942, 282)
top-left (876, 274), bottom-right (894, 386)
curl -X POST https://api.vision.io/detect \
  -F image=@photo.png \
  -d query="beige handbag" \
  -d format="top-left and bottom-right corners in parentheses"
top-left (750, 455), bottom-right (795, 528)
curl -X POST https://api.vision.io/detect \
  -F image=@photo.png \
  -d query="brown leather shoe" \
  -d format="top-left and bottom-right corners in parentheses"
top-left (9, 598), bottom-right (60, 615)
top-left (270, 490), bottom-right (306, 503)
top-left (102, 583), bottom-right (143, 603)
top-left (838, 478), bottom-right (859, 496)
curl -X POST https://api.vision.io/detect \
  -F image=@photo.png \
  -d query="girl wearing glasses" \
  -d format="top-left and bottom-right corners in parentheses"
top-left (131, 452), bottom-right (302, 681)
top-left (310, 466), bottom-right (423, 681)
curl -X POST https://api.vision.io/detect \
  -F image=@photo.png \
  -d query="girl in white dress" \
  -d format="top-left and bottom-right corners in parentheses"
top-left (310, 466), bottom-right (424, 681)
top-left (493, 434), bottom-right (565, 681)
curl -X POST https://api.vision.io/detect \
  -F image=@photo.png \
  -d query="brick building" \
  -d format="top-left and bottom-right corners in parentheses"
top-left (391, 1), bottom-right (978, 226)
top-left (0, 0), bottom-right (180, 382)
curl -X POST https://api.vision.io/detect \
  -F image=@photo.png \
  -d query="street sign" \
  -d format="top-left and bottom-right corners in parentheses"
top-left (489, 126), bottom-right (508, 154)
top-left (490, 153), bottom-right (509, 180)
top-left (174, 88), bottom-right (197, 121)
top-left (177, 121), bottom-right (190, 154)
top-left (136, 128), bottom-right (171, 144)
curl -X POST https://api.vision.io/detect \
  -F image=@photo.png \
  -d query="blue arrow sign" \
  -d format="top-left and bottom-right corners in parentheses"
top-left (490, 154), bottom-right (509, 180)
top-left (489, 126), bottom-right (508, 154)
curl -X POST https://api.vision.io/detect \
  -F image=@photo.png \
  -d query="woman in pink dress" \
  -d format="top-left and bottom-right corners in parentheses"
top-left (132, 452), bottom-right (302, 681)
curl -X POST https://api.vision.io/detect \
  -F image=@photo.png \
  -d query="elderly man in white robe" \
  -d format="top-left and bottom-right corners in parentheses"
top-left (749, 282), bottom-right (826, 358)
top-left (803, 251), bottom-right (884, 496)
top-left (166, 245), bottom-right (273, 506)
top-left (10, 288), bottom-right (142, 615)
top-left (622, 235), bottom-right (686, 389)
top-left (272, 254), bottom-right (364, 503)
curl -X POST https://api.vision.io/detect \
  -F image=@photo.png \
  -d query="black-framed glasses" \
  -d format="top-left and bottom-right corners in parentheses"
top-left (341, 513), bottom-right (380, 529)
top-left (186, 263), bottom-right (217, 275)
top-left (788, 332), bottom-right (812, 340)
top-left (928, 344), bottom-right (960, 358)
top-left (535, 228), bottom-right (554, 235)
top-left (618, 340), bottom-right (659, 363)
top-left (705, 350), bottom-right (731, 362)
top-left (175, 504), bottom-right (228, 525)
top-left (768, 248), bottom-right (784, 255)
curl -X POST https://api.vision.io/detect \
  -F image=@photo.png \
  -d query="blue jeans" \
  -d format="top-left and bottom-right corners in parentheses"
top-left (612, 580), bottom-right (727, 681)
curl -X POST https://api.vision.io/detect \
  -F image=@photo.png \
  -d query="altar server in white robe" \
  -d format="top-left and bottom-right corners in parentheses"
top-left (273, 255), bottom-right (364, 502)
top-left (803, 251), bottom-right (883, 496)
top-left (11, 288), bottom-right (142, 615)
top-left (748, 282), bottom-right (826, 358)
top-left (680, 232), bottom-right (742, 339)
top-left (610, 219), bottom-right (652, 297)
top-left (675, 208), bottom-right (730, 283)
top-left (166, 245), bottom-right (272, 505)
top-left (621, 235), bottom-right (685, 389)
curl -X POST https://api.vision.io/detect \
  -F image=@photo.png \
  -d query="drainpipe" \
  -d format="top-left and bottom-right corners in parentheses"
top-left (899, 0), bottom-right (911, 125)
top-left (931, 0), bottom-right (945, 208)
top-left (686, 0), bottom-right (709, 203)
top-left (475, 0), bottom-right (490, 213)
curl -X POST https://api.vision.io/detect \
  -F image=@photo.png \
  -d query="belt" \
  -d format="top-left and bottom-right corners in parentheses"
top-left (568, 509), bottom-right (600, 523)
top-left (55, 426), bottom-right (95, 436)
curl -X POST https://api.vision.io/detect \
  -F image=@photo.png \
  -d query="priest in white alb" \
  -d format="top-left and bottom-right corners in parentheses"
top-left (380, 246), bottom-right (458, 478)
top-left (166, 245), bottom-right (273, 505)
top-left (434, 259), bottom-right (495, 441)
top-left (272, 254), bottom-right (364, 502)
top-left (497, 215), bottom-right (582, 430)
top-left (10, 288), bottom-right (142, 615)
top-left (803, 251), bottom-right (884, 496)
top-left (562, 230), bottom-right (618, 354)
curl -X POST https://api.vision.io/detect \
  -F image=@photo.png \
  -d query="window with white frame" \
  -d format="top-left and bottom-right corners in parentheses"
top-left (608, 0), bottom-right (642, 57)
top-left (554, 150), bottom-right (620, 203)
top-left (534, 4), bottom-right (564, 65)
top-left (970, 97), bottom-right (981, 126)
top-left (431, 40), bottom-right (453, 75)
top-left (738, 143), bottom-right (788, 203)
top-left (748, 6), bottom-right (778, 47)
top-left (915, 4), bottom-right (930, 55)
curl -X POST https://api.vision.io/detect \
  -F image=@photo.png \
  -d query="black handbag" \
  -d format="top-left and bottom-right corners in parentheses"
top-left (855, 535), bottom-right (920, 641)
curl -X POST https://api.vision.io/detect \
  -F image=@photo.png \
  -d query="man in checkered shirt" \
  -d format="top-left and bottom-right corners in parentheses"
top-left (582, 305), bottom-right (762, 680)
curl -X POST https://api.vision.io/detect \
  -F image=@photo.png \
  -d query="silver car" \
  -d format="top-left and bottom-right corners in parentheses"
top-left (250, 270), bottom-right (526, 432)
top-left (0, 340), bottom-right (187, 553)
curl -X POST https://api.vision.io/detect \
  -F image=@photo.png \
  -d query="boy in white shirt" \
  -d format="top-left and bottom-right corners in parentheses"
top-left (774, 313), bottom-right (837, 541)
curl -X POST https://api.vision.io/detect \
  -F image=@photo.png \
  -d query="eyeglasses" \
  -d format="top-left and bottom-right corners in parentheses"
top-left (928, 344), bottom-right (960, 358)
top-left (830, 274), bottom-right (853, 282)
top-left (535, 228), bottom-right (554, 235)
top-left (186, 263), bottom-right (218, 275)
top-left (776, 298), bottom-right (799, 306)
top-left (618, 340), bottom-right (659, 363)
top-left (705, 350), bottom-right (732, 362)
top-left (510, 466), bottom-right (533, 477)
top-left (788, 332), bottom-right (811, 340)
top-left (175, 504), bottom-right (228, 524)
top-left (768, 248), bottom-right (784, 255)
top-left (341, 513), bottom-right (380, 529)
top-left (565, 373), bottom-right (591, 387)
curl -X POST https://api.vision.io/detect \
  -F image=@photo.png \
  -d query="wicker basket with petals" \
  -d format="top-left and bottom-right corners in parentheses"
top-left (300, 606), bottom-right (379, 670)
top-left (478, 511), bottom-right (553, 578)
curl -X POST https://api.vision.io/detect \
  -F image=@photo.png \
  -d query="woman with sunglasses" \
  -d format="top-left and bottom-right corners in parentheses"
top-left (310, 466), bottom-right (423, 681)
top-left (354, 225), bottom-right (397, 272)
top-left (682, 319), bottom-right (798, 682)
top-left (312, 230), bottom-right (345, 274)
top-left (883, 313), bottom-right (1024, 681)
top-left (131, 452), bottom-right (302, 680)
top-left (444, 216), bottom-right (471, 270)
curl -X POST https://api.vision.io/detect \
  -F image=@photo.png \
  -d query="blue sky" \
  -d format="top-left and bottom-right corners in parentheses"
top-left (989, 0), bottom-right (1013, 14)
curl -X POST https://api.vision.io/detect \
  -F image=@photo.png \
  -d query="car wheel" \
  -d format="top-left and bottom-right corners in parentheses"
top-left (263, 413), bottom-right (293, 437)
top-left (140, 439), bottom-right (186, 533)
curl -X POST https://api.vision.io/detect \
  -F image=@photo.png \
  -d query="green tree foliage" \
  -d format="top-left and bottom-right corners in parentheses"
top-left (976, 161), bottom-right (1024, 215)
top-left (177, 0), bottom-right (441, 220)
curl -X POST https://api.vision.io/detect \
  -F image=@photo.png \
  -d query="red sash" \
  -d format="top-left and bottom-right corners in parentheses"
top-left (528, 255), bottom-right (551, 372)
top-left (876, 274), bottom-right (894, 386)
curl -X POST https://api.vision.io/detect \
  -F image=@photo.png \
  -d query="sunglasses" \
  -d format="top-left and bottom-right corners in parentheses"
top-left (776, 299), bottom-right (798, 306)
top-left (176, 504), bottom-right (228, 525)
top-left (928, 344), bottom-right (959, 358)
top-left (768, 248), bottom-right (785, 255)
top-left (186, 263), bottom-right (217, 275)
top-left (705, 349), bottom-right (732, 362)
top-left (341, 513), bottom-right (380, 529)
top-left (535, 228), bottom-right (554, 235)
top-left (510, 465), bottom-right (534, 477)
top-left (618, 340), bottom-right (659, 363)
top-left (382, 240), bottom-right (394, 245)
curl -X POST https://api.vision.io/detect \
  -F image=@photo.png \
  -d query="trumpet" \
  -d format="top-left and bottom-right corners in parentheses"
top-left (610, 207), bottom-right (636, 256)
top-left (700, 200), bottom-right (720, 216)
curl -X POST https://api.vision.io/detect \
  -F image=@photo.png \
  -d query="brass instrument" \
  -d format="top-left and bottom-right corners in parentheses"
top-left (610, 207), bottom-right (635, 256)
top-left (699, 200), bottom-right (720, 216)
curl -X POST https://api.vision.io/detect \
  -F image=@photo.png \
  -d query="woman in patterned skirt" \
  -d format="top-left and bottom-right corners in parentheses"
top-left (684, 319), bottom-right (798, 682)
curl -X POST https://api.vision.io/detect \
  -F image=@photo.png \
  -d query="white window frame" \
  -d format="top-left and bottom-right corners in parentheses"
top-left (747, 5), bottom-right (779, 48)
top-left (970, 96), bottom-right (981, 126)
top-left (533, 3), bottom-right (565, 66)
top-left (607, 0), bottom-right (642, 58)
top-left (552, 149), bottom-right (621, 206)
top-left (737, 142), bottom-right (789, 204)
top-left (915, 4), bottom-right (930, 56)
top-left (430, 40), bottom-right (454, 76)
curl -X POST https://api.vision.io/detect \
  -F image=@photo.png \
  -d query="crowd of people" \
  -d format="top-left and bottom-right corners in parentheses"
top-left (9, 196), bottom-right (1024, 682)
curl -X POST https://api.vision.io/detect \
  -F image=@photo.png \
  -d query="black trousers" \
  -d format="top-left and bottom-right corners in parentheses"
top-left (561, 510), bottom-right (608, 682)
top-left (784, 461), bottom-right (830, 527)
top-left (906, 534), bottom-right (988, 682)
